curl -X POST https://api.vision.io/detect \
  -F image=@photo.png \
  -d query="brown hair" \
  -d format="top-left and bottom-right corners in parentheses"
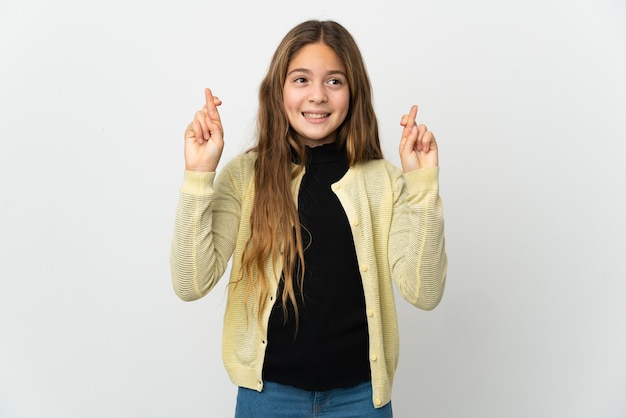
top-left (241, 20), bottom-right (383, 327)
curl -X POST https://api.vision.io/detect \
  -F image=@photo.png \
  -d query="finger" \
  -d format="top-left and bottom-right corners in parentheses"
top-left (205, 88), bottom-right (222, 124)
top-left (191, 117), bottom-right (205, 144)
top-left (204, 88), bottom-right (224, 139)
top-left (415, 124), bottom-right (426, 151)
top-left (204, 87), bottom-right (212, 107)
top-left (399, 105), bottom-right (418, 126)
top-left (400, 105), bottom-right (418, 143)
top-left (400, 105), bottom-right (418, 153)
top-left (196, 109), bottom-right (211, 140)
top-left (399, 124), bottom-right (418, 156)
top-left (206, 114), bottom-right (221, 136)
top-left (400, 105), bottom-right (417, 126)
top-left (422, 130), bottom-right (436, 153)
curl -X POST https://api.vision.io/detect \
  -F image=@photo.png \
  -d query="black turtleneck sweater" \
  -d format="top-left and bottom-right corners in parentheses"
top-left (262, 142), bottom-right (370, 390)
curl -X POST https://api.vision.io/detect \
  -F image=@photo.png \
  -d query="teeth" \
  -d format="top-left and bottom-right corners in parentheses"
top-left (303, 113), bottom-right (329, 119)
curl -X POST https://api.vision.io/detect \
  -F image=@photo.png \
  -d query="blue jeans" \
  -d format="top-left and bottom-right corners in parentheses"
top-left (235, 380), bottom-right (393, 418)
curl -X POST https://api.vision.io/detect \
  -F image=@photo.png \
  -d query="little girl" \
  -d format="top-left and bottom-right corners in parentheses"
top-left (171, 19), bottom-right (447, 418)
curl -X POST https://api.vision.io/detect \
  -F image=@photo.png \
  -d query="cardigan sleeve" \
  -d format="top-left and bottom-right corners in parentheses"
top-left (389, 166), bottom-right (447, 310)
top-left (170, 160), bottom-right (243, 301)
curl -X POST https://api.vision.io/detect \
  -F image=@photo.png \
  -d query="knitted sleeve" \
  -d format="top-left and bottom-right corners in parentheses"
top-left (170, 160), bottom-right (243, 301)
top-left (389, 166), bottom-right (447, 310)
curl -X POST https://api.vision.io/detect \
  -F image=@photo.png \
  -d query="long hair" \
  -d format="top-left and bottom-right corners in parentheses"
top-left (241, 20), bottom-right (383, 327)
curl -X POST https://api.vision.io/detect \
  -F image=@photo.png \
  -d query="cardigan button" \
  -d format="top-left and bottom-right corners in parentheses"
top-left (360, 264), bottom-right (368, 272)
top-left (370, 354), bottom-right (378, 361)
top-left (367, 309), bottom-right (374, 317)
top-left (375, 398), bottom-right (382, 406)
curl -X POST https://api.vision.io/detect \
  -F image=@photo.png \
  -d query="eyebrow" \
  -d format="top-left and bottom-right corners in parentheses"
top-left (286, 68), bottom-right (347, 77)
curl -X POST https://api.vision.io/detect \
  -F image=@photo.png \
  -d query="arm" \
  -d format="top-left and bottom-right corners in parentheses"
top-left (391, 105), bottom-right (447, 309)
top-left (390, 167), bottom-right (447, 310)
top-left (170, 88), bottom-right (238, 301)
top-left (170, 166), bottom-right (242, 301)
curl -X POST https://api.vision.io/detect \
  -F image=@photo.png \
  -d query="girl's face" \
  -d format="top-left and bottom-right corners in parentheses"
top-left (283, 42), bottom-right (350, 147)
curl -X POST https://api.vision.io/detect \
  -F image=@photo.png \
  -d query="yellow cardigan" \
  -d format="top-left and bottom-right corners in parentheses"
top-left (170, 151), bottom-right (447, 408)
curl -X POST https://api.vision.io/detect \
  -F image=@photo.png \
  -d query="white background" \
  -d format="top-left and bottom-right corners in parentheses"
top-left (1, 0), bottom-right (625, 417)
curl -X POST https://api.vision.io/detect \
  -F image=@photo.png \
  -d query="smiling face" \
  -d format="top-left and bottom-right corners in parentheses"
top-left (283, 42), bottom-right (350, 147)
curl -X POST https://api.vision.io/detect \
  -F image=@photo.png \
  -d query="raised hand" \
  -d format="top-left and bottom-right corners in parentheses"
top-left (184, 88), bottom-right (224, 172)
top-left (398, 105), bottom-right (439, 172)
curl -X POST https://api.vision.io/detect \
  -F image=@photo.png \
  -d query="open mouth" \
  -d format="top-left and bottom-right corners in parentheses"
top-left (302, 112), bottom-right (330, 119)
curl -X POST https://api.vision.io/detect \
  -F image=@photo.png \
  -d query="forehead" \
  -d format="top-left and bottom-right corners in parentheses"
top-left (288, 42), bottom-right (345, 72)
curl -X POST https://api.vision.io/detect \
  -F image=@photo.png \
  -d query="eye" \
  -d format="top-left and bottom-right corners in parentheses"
top-left (327, 78), bottom-right (345, 86)
top-left (293, 76), bottom-right (308, 84)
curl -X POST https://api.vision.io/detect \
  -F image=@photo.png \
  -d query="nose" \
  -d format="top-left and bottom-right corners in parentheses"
top-left (307, 83), bottom-right (327, 103)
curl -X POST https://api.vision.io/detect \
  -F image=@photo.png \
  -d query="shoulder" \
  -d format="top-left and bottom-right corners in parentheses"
top-left (220, 151), bottom-right (257, 179)
top-left (354, 159), bottom-right (403, 182)
top-left (214, 151), bottom-right (257, 195)
top-left (338, 159), bottom-right (404, 198)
